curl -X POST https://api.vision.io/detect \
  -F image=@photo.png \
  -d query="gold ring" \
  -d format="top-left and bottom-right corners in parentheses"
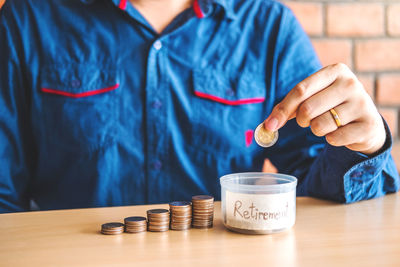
top-left (329, 108), bottom-right (342, 127)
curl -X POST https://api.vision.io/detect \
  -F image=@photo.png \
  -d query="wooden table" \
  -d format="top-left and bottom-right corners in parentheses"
top-left (1, 194), bottom-right (400, 267)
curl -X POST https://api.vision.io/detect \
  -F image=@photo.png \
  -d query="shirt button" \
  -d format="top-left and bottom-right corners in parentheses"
top-left (152, 160), bottom-right (162, 170)
top-left (226, 89), bottom-right (235, 96)
top-left (350, 171), bottom-right (363, 178)
top-left (152, 100), bottom-right (162, 109)
top-left (71, 79), bottom-right (81, 88)
top-left (153, 40), bottom-right (162, 50)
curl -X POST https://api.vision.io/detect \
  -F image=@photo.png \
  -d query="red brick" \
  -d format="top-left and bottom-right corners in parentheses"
top-left (391, 141), bottom-right (400, 171)
top-left (312, 39), bottom-right (352, 68)
top-left (284, 2), bottom-right (323, 36)
top-left (376, 74), bottom-right (400, 105)
top-left (357, 74), bottom-right (374, 99)
top-left (327, 3), bottom-right (384, 37)
top-left (355, 40), bottom-right (400, 72)
top-left (388, 4), bottom-right (400, 36)
top-left (378, 108), bottom-right (398, 138)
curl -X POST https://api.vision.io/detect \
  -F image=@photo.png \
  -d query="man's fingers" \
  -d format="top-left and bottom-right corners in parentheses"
top-left (296, 80), bottom-right (352, 128)
top-left (325, 122), bottom-right (368, 148)
top-left (309, 102), bottom-right (361, 137)
top-left (264, 64), bottom-right (350, 131)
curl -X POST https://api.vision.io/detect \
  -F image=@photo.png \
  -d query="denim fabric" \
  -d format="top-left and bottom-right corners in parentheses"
top-left (0, 0), bottom-right (398, 212)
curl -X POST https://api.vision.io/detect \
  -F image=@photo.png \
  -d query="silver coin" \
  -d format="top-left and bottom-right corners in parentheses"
top-left (169, 201), bottom-right (191, 207)
top-left (254, 122), bottom-right (278, 147)
top-left (124, 216), bottom-right (147, 223)
top-left (101, 222), bottom-right (124, 229)
top-left (147, 209), bottom-right (169, 214)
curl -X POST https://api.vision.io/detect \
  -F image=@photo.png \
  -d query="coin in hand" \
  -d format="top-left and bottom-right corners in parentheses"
top-left (254, 122), bottom-right (278, 147)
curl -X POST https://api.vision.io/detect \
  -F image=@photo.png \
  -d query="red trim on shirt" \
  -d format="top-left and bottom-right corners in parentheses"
top-left (245, 130), bottom-right (254, 147)
top-left (118, 0), bottom-right (128, 10)
top-left (41, 84), bottom-right (119, 98)
top-left (193, 0), bottom-right (204, 18)
top-left (194, 91), bottom-right (265, 105)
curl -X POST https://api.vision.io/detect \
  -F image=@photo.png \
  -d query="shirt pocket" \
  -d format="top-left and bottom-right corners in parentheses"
top-left (40, 63), bottom-right (119, 151)
top-left (190, 69), bottom-right (267, 153)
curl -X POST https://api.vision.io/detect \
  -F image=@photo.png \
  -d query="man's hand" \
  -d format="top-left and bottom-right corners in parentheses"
top-left (264, 63), bottom-right (386, 155)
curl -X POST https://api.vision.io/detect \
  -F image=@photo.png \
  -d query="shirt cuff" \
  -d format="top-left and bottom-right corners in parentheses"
top-left (320, 117), bottom-right (394, 203)
top-left (343, 118), bottom-right (393, 202)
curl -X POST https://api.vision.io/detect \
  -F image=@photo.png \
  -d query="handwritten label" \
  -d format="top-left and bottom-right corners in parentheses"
top-left (225, 191), bottom-right (295, 231)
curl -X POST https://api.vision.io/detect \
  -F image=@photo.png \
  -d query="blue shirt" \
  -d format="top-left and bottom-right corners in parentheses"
top-left (0, 0), bottom-right (399, 213)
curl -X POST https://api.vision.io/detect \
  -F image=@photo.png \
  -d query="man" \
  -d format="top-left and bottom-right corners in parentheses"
top-left (0, 0), bottom-right (398, 213)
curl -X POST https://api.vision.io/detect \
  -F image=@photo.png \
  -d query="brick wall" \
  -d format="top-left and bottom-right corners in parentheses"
top-left (283, 0), bottom-right (400, 169)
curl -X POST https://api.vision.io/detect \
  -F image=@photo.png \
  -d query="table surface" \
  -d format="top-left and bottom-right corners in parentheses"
top-left (1, 194), bottom-right (400, 267)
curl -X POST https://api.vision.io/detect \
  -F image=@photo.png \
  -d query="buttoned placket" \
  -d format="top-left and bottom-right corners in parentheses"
top-left (145, 37), bottom-right (171, 202)
top-left (110, 0), bottom-right (211, 202)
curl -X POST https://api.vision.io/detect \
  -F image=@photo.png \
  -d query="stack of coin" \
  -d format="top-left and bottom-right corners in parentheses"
top-left (169, 201), bottom-right (192, 231)
top-left (101, 222), bottom-right (125, 235)
top-left (124, 216), bottom-right (147, 233)
top-left (191, 195), bottom-right (214, 229)
top-left (147, 209), bottom-right (170, 232)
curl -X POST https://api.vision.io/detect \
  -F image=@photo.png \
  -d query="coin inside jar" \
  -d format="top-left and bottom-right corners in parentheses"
top-left (254, 122), bottom-right (278, 147)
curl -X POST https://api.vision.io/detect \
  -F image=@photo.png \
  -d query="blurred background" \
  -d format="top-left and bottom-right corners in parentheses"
top-left (1, 0), bottom-right (399, 170)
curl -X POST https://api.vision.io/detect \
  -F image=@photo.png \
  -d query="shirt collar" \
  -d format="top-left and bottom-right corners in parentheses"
top-left (80, 0), bottom-right (237, 20)
top-left (194, 0), bottom-right (236, 19)
top-left (209, 0), bottom-right (237, 19)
